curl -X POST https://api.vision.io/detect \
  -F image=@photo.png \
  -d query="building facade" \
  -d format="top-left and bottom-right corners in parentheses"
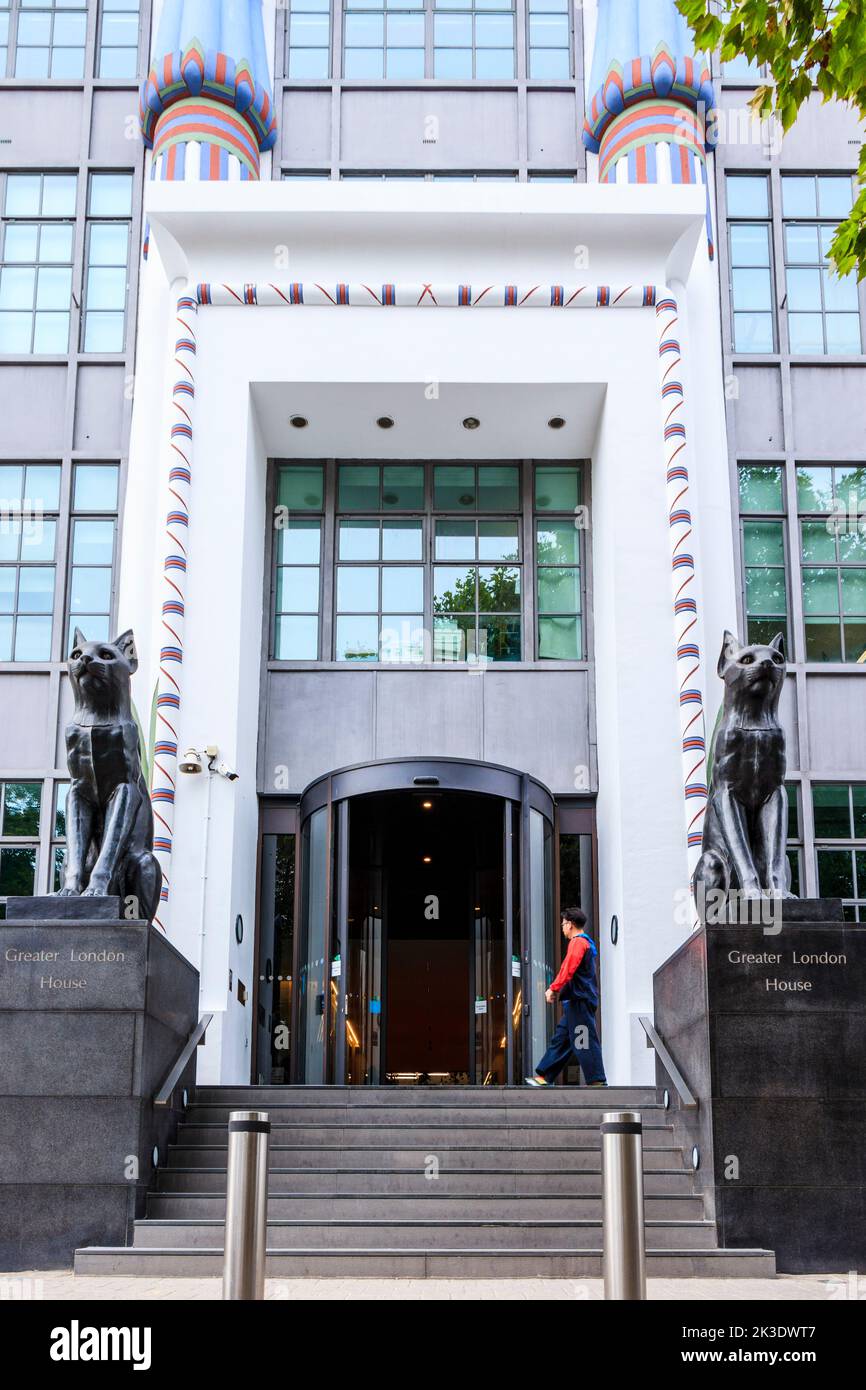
top-left (0, 0), bottom-right (863, 1088)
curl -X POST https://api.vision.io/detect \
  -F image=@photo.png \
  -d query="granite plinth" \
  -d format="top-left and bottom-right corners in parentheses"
top-left (653, 906), bottom-right (866, 1273)
top-left (699, 896), bottom-right (843, 926)
top-left (0, 914), bottom-right (199, 1268)
top-left (6, 895), bottom-right (124, 922)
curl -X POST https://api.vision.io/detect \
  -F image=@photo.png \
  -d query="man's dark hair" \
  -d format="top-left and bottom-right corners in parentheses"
top-left (561, 906), bottom-right (587, 929)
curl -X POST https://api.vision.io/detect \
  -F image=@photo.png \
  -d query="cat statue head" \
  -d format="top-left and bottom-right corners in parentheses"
top-left (68, 627), bottom-right (138, 719)
top-left (717, 629), bottom-right (786, 713)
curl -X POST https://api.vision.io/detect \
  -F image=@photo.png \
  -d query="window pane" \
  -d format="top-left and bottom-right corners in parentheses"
top-left (275, 615), bottom-right (318, 659)
top-left (784, 223), bottom-right (819, 264)
top-left (802, 567), bottom-right (840, 614)
top-left (14, 614), bottom-right (52, 660)
top-left (841, 569), bottom-right (866, 615)
top-left (797, 466), bottom-right (834, 512)
top-left (3, 225), bottom-right (39, 262)
top-left (537, 566), bottom-right (580, 613)
top-left (0, 846), bottom-right (37, 895)
top-left (88, 223), bottom-right (129, 267)
top-left (338, 519), bottom-right (379, 560)
top-left (817, 176), bottom-right (852, 219)
top-left (475, 47), bottom-right (513, 77)
top-left (817, 848), bottom-right (854, 898)
top-left (339, 464), bottom-right (379, 510)
top-left (479, 613), bottom-right (520, 661)
top-left (730, 223), bottom-right (770, 267)
top-left (433, 613), bottom-right (474, 662)
top-left (83, 312), bottom-right (124, 352)
top-left (813, 783), bottom-right (851, 838)
top-left (69, 566), bottom-right (111, 614)
top-left (804, 616), bottom-right (842, 661)
top-left (843, 620), bottom-right (866, 663)
top-left (746, 567), bottom-right (786, 616)
top-left (2, 780), bottom-right (41, 835)
top-left (733, 268), bottom-right (772, 311)
top-left (278, 518), bottom-right (321, 564)
top-left (435, 520), bottom-right (475, 560)
top-left (743, 519), bottom-right (784, 567)
top-left (788, 313), bottom-right (824, 354)
top-left (434, 565), bottom-right (475, 612)
top-left (344, 48), bottom-right (383, 76)
top-left (478, 519), bottom-right (518, 561)
top-left (4, 175), bottom-right (42, 218)
top-left (538, 614), bottom-right (580, 660)
top-left (786, 267), bottom-right (822, 312)
top-left (727, 176), bottom-right (769, 218)
top-left (529, 47), bottom-right (569, 78)
top-left (825, 315), bottom-right (861, 354)
top-left (88, 174), bottom-right (133, 218)
top-left (535, 464), bottom-right (580, 512)
top-left (25, 463), bottom-right (60, 510)
top-left (336, 614), bottom-right (379, 661)
top-left (18, 566), bottom-right (54, 612)
top-left (382, 464), bottom-right (424, 509)
top-left (537, 521), bottom-right (577, 565)
top-left (382, 519), bottom-right (422, 560)
top-left (739, 465), bottom-right (782, 512)
top-left (781, 176), bottom-right (817, 218)
top-left (800, 520), bottom-right (836, 563)
top-left (337, 565), bottom-right (379, 612)
top-left (734, 311), bottom-right (774, 353)
top-left (853, 785), bottom-right (866, 839)
top-left (382, 565), bottom-right (422, 611)
top-left (380, 616), bottom-right (425, 662)
top-left (476, 466), bottom-right (518, 511)
top-left (275, 565), bottom-right (319, 613)
top-left (478, 565), bottom-right (519, 611)
top-left (434, 465), bottom-right (475, 510)
top-left (434, 47), bottom-right (472, 76)
top-left (278, 465), bottom-right (324, 512)
top-left (72, 520), bottom-right (113, 565)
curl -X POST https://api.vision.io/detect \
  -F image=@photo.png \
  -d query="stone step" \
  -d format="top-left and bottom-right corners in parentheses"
top-left (74, 1247), bottom-right (777, 1279)
top-left (183, 1102), bottom-right (666, 1125)
top-left (173, 1123), bottom-right (675, 1148)
top-left (155, 1166), bottom-right (696, 1195)
top-left (193, 1085), bottom-right (659, 1108)
top-left (130, 1218), bottom-right (718, 1251)
top-left (165, 1144), bottom-right (686, 1171)
top-left (144, 1192), bottom-right (705, 1221)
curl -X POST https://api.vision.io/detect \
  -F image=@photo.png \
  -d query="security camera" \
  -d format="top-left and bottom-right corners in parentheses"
top-left (179, 748), bottom-right (203, 774)
top-left (215, 761), bottom-right (239, 782)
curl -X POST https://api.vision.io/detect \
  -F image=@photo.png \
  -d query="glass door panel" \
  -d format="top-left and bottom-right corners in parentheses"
top-left (256, 834), bottom-right (295, 1083)
top-left (527, 805), bottom-right (555, 1071)
top-left (471, 800), bottom-right (506, 1085)
top-left (345, 797), bottom-right (385, 1084)
top-left (298, 804), bottom-right (328, 1083)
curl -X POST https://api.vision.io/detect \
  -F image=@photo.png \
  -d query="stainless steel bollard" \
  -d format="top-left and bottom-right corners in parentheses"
top-left (222, 1110), bottom-right (270, 1300)
top-left (601, 1109), bottom-right (646, 1300)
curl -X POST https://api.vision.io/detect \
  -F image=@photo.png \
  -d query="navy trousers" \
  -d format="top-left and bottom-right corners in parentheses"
top-left (535, 997), bottom-right (607, 1085)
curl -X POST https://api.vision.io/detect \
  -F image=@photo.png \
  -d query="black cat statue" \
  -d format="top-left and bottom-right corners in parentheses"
top-left (693, 629), bottom-right (795, 910)
top-left (56, 627), bottom-right (162, 923)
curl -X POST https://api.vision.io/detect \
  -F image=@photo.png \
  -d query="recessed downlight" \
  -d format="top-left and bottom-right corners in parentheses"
top-left (377, 415), bottom-right (395, 429)
top-left (290, 414), bottom-right (308, 428)
top-left (422, 855), bottom-right (432, 864)
top-left (462, 416), bottom-right (480, 430)
top-left (548, 416), bottom-right (566, 430)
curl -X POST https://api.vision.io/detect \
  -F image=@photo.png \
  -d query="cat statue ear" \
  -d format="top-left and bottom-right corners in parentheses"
top-left (718, 629), bottom-right (740, 677)
top-left (113, 629), bottom-right (139, 672)
top-left (769, 632), bottom-right (785, 658)
top-left (71, 626), bottom-right (87, 654)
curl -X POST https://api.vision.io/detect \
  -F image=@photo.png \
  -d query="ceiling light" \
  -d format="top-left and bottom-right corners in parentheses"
top-left (377, 415), bottom-right (395, 429)
top-left (290, 415), bottom-right (308, 428)
top-left (462, 416), bottom-right (480, 430)
top-left (422, 855), bottom-right (432, 864)
top-left (548, 416), bottom-right (566, 430)
top-left (421, 800), bottom-right (433, 809)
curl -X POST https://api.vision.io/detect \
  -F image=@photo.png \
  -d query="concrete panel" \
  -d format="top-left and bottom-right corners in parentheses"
top-left (527, 89), bottom-right (581, 167)
top-left (482, 669), bottom-right (591, 793)
top-left (806, 676), bottom-right (866, 771)
top-left (339, 90), bottom-right (519, 169)
top-left (780, 675), bottom-right (799, 771)
top-left (778, 92), bottom-right (866, 167)
top-left (0, 367), bottom-right (67, 452)
top-left (262, 669), bottom-right (375, 791)
top-left (90, 90), bottom-right (140, 164)
top-left (73, 365), bottom-right (127, 450)
top-left (281, 90), bottom-right (331, 166)
top-left (0, 674), bottom-right (51, 767)
top-left (792, 367), bottom-right (866, 455)
top-left (55, 674), bottom-right (74, 768)
top-left (731, 366), bottom-right (784, 452)
top-left (374, 671), bottom-right (482, 761)
top-left (0, 89), bottom-right (84, 165)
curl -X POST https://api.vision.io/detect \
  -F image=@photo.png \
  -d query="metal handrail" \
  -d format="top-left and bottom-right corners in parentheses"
top-left (638, 1014), bottom-right (698, 1110)
top-left (154, 1013), bottom-right (213, 1107)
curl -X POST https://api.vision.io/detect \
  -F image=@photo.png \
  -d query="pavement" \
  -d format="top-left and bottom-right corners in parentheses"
top-left (0, 1271), bottom-right (860, 1300)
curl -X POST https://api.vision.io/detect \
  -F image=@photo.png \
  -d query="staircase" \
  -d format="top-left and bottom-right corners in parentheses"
top-left (74, 1086), bottom-right (776, 1277)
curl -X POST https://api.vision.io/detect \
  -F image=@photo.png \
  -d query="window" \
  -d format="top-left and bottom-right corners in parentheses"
top-left (14, 0), bottom-right (87, 78)
top-left (433, 0), bottom-right (514, 79)
top-left (342, 0), bottom-right (516, 79)
top-left (344, 0), bottom-right (425, 78)
top-left (535, 463), bottom-right (583, 659)
top-left (98, 0), bottom-right (139, 78)
top-left (738, 464), bottom-right (789, 650)
top-left (727, 174), bottom-right (775, 353)
top-left (797, 463), bottom-right (866, 662)
top-left (782, 174), bottom-right (860, 355)
top-left (0, 172), bottom-right (76, 354)
top-left (527, 0), bottom-right (570, 79)
top-left (83, 172), bottom-right (132, 352)
top-left (66, 463), bottom-right (118, 649)
top-left (0, 780), bottom-right (41, 906)
top-left (0, 1), bottom-right (10, 73)
top-left (813, 782), bottom-right (866, 920)
top-left (52, 779), bottom-right (68, 890)
top-left (274, 464), bottom-right (324, 660)
top-left (287, 0), bottom-right (330, 78)
top-left (785, 783), bottom-right (802, 896)
top-left (0, 462), bottom-right (60, 661)
top-left (274, 461), bottom-right (540, 663)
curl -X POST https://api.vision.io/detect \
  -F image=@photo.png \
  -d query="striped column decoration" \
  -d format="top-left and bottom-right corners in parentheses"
top-left (150, 292), bottom-right (197, 932)
top-left (193, 283), bottom-right (659, 310)
top-left (656, 293), bottom-right (707, 872)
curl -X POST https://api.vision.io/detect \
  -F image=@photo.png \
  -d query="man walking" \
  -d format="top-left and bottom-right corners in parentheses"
top-left (526, 906), bottom-right (607, 1086)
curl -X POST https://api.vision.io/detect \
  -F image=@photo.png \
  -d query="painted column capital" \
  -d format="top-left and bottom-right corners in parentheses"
top-left (139, 1), bottom-right (277, 181)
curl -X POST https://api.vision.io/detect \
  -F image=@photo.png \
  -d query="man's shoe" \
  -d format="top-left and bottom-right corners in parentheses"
top-left (588, 1081), bottom-right (608, 1087)
top-left (525, 1076), bottom-right (548, 1086)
